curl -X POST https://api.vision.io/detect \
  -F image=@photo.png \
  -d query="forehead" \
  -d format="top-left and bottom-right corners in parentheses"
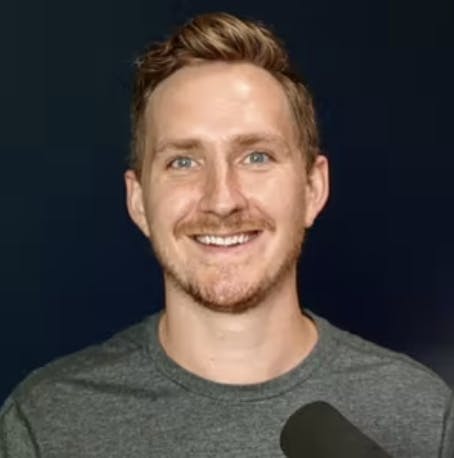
top-left (144, 62), bottom-right (298, 150)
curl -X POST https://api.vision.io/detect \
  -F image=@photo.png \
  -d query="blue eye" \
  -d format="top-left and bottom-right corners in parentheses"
top-left (169, 157), bottom-right (195, 169)
top-left (245, 151), bottom-right (270, 164)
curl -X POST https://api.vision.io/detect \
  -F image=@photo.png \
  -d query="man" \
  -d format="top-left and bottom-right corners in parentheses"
top-left (1, 12), bottom-right (452, 457)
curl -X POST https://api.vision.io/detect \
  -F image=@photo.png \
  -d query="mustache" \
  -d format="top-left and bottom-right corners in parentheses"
top-left (175, 212), bottom-right (275, 237)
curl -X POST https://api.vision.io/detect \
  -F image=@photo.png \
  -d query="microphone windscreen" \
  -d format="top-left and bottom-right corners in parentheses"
top-left (280, 401), bottom-right (391, 457)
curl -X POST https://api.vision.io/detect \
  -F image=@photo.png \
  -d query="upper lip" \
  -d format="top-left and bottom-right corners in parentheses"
top-left (191, 230), bottom-right (259, 237)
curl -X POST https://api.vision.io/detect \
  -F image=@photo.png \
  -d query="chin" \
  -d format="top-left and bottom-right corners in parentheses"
top-left (186, 283), bottom-right (267, 314)
top-left (157, 235), bottom-right (303, 314)
top-left (168, 267), bottom-right (286, 315)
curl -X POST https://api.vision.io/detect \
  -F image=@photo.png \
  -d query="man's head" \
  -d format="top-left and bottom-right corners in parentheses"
top-left (125, 13), bottom-right (329, 314)
top-left (129, 12), bottom-right (320, 178)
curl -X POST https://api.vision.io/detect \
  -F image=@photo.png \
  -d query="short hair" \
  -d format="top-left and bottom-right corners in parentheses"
top-left (130, 12), bottom-right (320, 177)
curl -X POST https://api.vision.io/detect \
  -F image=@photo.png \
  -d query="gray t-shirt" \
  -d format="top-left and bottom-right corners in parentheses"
top-left (1, 311), bottom-right (453, 457)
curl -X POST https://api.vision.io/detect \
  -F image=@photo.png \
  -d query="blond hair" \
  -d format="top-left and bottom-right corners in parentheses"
top-left (130, 12), bottom-right (320, 176)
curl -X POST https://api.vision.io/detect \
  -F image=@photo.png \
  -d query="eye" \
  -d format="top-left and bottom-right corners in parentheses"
top-left (168, 156), bottom-right (196, 169)
top-left (244, 151), bottom-right (271, 165)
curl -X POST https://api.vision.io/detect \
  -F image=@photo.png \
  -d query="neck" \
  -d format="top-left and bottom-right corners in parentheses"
top-left (158, 272), bottom-right (318, 384)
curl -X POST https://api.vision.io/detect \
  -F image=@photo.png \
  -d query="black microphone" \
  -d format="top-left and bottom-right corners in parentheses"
top-left (280, 401), bottom-right (392, 457)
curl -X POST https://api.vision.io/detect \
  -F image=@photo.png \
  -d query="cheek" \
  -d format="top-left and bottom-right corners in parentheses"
top-left (146, 181), bottom-right (197, 230)
top-left (242, 172), bottom-right (305, 220)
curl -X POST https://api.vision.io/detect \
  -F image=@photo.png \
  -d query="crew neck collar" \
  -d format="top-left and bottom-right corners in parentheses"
top-left (145, 309), bottom-right (337, 403)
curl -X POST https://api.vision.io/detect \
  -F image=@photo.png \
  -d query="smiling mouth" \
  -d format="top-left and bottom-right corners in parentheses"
top-left (191, 231), bottom-right (260, 247)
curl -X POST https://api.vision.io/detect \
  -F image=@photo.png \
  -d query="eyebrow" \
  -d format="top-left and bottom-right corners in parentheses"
top-left (154, 132), bottom-right (290, 157)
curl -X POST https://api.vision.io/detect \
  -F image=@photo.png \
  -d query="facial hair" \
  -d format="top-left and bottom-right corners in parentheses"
top-left (148, 209), bottom-right (306, 314)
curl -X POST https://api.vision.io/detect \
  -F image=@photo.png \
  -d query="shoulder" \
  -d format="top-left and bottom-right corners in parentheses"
top-left (0, 314), bottom-right (164, 455)
top-left (7, 315), bottom-right (156, 411)
top-left (313, 312), bottom-right (452, 407)
top-left (316, 314), bottom-right (454, 455)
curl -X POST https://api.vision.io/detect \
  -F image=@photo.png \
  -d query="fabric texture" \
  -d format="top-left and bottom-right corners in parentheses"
top-left (1, 310), bottom-right (453, 457)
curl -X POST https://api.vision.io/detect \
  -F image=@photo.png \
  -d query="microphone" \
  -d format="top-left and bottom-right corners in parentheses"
top-left (280, 401), bottom-right (392, 457)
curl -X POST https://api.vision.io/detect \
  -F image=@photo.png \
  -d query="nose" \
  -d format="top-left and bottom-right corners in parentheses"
top-left (198, 163), bottom-right (248, 217)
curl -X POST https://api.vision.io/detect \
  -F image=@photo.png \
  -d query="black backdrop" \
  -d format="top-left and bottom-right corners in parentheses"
top-left (1, 0), bottom-right (453, 403)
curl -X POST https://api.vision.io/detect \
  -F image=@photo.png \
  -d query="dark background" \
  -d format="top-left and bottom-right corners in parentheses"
top-left (1, 0), bottom-right (453, 403)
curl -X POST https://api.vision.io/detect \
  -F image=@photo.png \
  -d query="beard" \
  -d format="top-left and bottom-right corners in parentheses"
top-left (148, 210), bottom-right (306, 314)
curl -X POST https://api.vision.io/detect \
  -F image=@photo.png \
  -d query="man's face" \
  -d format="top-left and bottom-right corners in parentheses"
top-left (126, 62), bottom-right (328, 313)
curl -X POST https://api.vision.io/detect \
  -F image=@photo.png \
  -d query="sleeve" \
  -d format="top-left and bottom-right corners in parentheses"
top-left (0, 397), bottom-right (39, 458)
top-left (441, 392), bottom-right (454, 458)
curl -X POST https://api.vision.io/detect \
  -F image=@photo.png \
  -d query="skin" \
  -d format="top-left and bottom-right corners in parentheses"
top-left (125, 61), bottom-right (329, 384)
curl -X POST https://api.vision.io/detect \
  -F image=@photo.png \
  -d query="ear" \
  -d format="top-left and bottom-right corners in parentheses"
top-left (304, 155), bottom-right (330, 228)
top-left (124, 170), bottom-right (150, 237)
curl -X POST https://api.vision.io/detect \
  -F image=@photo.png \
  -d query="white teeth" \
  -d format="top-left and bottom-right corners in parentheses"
top-left (195, 233), bottom-right (252, 246)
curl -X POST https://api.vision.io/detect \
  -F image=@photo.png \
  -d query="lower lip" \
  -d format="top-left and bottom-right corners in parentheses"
top-left (191, 232), bottom-right (262, 254)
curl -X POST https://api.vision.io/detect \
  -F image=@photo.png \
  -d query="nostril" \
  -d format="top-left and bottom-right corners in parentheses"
top-left (199, 185), bottom-right (248, 216)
